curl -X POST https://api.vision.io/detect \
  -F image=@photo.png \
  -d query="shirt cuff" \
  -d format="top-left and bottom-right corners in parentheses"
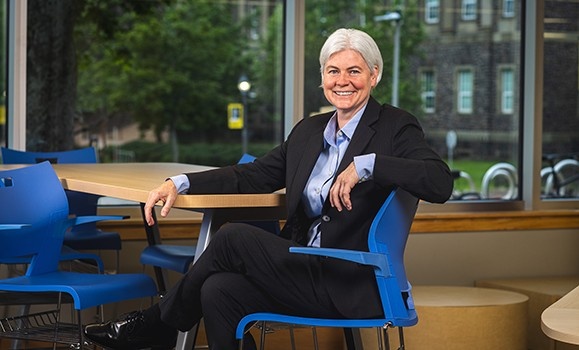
top-left (353, 153), bottom-right (376, 183)
top-left (169, 174), bottom-right (190, 194)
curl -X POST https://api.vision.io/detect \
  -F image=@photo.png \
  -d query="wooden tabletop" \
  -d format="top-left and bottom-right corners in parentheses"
top-left (0, 163), bottom-right (286, 210)
top-left (541, 284), bottom-right (579, 345)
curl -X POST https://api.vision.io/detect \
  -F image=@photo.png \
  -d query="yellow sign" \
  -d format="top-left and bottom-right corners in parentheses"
top-left (0, 105), bottom-right (5, 125)
top-left (227, 103), bottom-right (244, 129)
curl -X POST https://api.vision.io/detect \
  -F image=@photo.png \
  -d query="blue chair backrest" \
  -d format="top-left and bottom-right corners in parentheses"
top-left (368, 188), bottom-right (418, 317)
top-left (1, 147), bottom-right (101, 232)
top-left (1, 147), bottom-right (98, 164)
top-left (0, 162), bottom-right (70, 275)
top-left (238, 153), bottom-right (257, 164)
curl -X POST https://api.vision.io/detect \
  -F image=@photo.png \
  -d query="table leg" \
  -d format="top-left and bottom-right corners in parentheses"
top-left (175, 208), bottom-right (226, 350)
top-left (139, 203), bottom-right (169, 294)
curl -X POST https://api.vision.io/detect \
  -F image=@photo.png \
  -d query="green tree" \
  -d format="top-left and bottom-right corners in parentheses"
top-left (302, 0), bottom-right (425, 117)
top-left (77, 1), bottom-right (246, 161)
top-left (26, 0), bottom-right (170, 151)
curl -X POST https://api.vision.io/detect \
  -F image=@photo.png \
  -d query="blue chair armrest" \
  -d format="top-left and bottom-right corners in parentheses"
top-left (67, 215), bottom-right (128, 227)
top-left (289, 247), bottom-right (391, 277)
top-left (0, 224), bottom-right (31, 230)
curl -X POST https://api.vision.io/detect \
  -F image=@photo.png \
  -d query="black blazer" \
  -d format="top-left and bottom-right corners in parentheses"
top-left (185, 97), bottom-right (453, 318)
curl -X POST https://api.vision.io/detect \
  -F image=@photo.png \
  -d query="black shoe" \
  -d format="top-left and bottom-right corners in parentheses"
top-left (84, 310), bottom-right (177, 350)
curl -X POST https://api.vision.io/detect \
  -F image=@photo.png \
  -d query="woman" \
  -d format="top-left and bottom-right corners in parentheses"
top-left (84, 28), bottom-right (453, 350)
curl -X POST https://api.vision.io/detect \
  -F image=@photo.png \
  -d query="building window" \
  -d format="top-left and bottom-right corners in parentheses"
top-left (421, 70), bottom-right (436, 113)
top-left (503, 0), bottom-right (515, 18)
top-left (425, 0), bottom-right (440, 24)
top-left (457, 70), bottom-right (473, 114)
top-left (501, 68), bottom-right (514, 114)
top-left (462, 0), bottom-right (477, 21)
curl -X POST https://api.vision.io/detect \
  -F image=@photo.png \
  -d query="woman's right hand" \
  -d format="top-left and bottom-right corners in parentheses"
top-left (144, 180), bottom-right (178, 226)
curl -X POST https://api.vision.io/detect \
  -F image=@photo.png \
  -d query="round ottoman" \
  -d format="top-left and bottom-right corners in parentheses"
top-left (395, 286), bottom-right (529, 350)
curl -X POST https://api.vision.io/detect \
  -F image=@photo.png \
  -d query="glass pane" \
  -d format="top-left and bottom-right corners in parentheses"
top-left (25, 0), bottom-right (284, 166)
top-left (0, 0), bottom-right (6, 146)
top-left (303, 1), bottom-right (521, 201)
top-left (501, 69), bottom-right (514, 114)
top-left (541, 0), bottom-right (579, 200)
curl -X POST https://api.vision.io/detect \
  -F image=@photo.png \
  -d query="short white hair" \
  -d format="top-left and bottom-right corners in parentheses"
top-left (319, 28), bottom-right (383, 84)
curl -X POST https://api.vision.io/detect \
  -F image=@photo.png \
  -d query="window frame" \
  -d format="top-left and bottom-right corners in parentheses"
top-left (503, 0), bottom-right (515, 18)
top-left (500, 67), bottom-right (515, 114)
top-left (456, 68), bottom-right (474, 114)
top-left (461, 0), bottom-right (477, 21)
top-left (425, 0), bottom-right (440, 24)
top-left (420, 69), bottom-right (436, 114)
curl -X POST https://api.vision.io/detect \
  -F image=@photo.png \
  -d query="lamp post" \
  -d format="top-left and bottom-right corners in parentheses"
top-left (374, 10), bottom-right (402, 107)
top-left (238, 75), bottom-right (251, 155)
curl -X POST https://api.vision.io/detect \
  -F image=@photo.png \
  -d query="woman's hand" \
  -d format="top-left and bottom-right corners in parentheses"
top-left (329, 162), bottom-right (359, 212)
top-left (144, 180), bottom-right (178, 226)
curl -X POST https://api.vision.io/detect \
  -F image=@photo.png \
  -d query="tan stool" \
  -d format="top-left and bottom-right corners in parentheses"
top-left (477, 276), bottom-right (579, 350)
top-left (394, 286), bottom-right (528, 350)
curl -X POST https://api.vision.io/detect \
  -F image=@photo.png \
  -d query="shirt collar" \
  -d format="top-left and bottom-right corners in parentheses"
top-left (323, 104), bottom-right (367, 147)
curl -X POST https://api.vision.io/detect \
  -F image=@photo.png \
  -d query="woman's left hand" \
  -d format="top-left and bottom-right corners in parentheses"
top-left (329, 162), bottom-right (359, 212)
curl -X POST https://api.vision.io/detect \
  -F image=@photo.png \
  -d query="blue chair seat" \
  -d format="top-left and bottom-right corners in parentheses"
top-left (0, 271), bottom-right (156, 310)
top-left (140, 245), bottom-right (196, 274)
top-left (63, 229), bottom-right (122, 251)
top-left (1, 245), bottom-right (105, 273)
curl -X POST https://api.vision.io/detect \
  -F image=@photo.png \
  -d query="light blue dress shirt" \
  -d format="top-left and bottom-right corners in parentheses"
top-left (301, 106), bottom-right (375, 247)
top-left (169, 104), bottom-right (376, 247)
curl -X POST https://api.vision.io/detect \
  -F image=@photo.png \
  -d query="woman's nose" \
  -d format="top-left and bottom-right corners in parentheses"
top-left (336, 73), bottom-right (349, 85)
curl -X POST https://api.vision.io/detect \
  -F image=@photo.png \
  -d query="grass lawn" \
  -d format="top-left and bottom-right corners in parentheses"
top-left (450, 160), bottom-right (498, 193)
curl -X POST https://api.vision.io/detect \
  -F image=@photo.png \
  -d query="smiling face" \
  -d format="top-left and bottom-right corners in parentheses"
top-left (322, 49), bottom-right (378, 122)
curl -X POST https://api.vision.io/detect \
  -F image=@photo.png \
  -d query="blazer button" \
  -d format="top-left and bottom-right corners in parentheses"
top-left (321, 215), bottom-right (331, 222)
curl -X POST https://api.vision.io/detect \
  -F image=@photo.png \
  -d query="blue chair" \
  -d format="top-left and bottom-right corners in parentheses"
top-left (0, 224), bottom-right (30, 230)
top-left (1, 147), bottom-right (123, 271)
top-left (236, 187), bottom-right (419, 350)
top-left (0, 162), bottom-right (158, 348)
top-left (139, 153), bottom-right (280, 294)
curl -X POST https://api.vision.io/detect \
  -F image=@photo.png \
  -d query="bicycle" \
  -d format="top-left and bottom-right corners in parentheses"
top-left (541, 152), bottom-right (579, 199)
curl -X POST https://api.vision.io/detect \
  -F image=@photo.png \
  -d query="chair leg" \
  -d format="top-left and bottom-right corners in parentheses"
top-left (289, 325), bottom-right (296, 350)
top-left (380, 326), bottom-right (390, 350)
top-left (77, 309), bottom-right (85, 350)
top-left (344, 328), bottom-right (364, 350)
top-left (259, 321), bottom-right (267, 350)
top-left (311, 326), bottom-right (319, 350)
top-left (115, 249), bottom-right (120, 274)
top-left (397, 327), bottom-right (405, 350)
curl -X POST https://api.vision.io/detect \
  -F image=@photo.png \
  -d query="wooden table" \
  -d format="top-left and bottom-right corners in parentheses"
top-left (542, 284), bottom-right (579, 345)
top-left (1, 162), bottom-right (286, 349)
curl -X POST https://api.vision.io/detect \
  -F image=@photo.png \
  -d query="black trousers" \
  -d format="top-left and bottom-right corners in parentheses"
top-left (157, 223), bottom-right (343, 349)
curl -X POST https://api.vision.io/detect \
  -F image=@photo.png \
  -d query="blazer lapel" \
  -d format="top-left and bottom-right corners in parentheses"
top-left (286, 114), bottom-right (329, 214)
top-left (335, 97), bottom-right (380, 175)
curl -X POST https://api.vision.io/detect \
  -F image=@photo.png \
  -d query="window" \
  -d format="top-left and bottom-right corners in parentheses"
top-left (425, 0), bottom-right (440, 24)
top-left (541, 0), bottom-right (579, 201)
top-left (503, 0), bottom-right (515, 18)
top-left (421, 70), bottom-right (436, 113)
top-left (500, 68), bottom-right (514, 114)
top-left (0, 1), bottom-right (6, 146)
top-left (462, 0), bottom-right (477, 21)
top-left (4, 1), bottom-right (578, 209)
top-left (20, 0), bottom-right (285, 166)
top-left (457, 70), bottom-right (473, 114)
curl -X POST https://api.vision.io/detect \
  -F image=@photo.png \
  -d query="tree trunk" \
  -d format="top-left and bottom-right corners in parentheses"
top-left (26, 0), bottom-right (78, 151)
